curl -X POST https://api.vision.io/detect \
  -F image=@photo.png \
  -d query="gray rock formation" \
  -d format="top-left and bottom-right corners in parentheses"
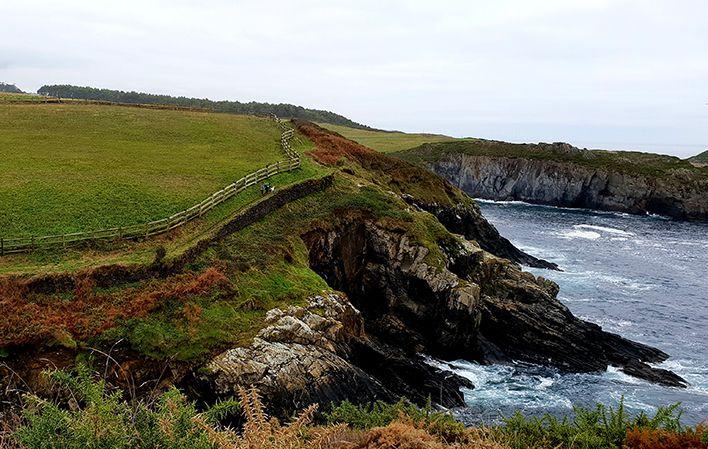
top-left (423, 154), bottom-right (707, 220)
top-left (206, 294), bottom-right (472, 417)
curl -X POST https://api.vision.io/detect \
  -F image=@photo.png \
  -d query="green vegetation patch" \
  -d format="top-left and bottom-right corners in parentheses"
top-left (318, 122), bottom-right (457, 153)
top-left (0, 103), bottom-right (287, 237)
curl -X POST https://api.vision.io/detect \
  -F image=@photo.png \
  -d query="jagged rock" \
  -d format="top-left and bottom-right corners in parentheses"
top-left (301, 215), bottom-right (686, 389)
top-left (205, 294), bottom-right (471, 417)
top-left (400, 194), bottom-right (559, 270)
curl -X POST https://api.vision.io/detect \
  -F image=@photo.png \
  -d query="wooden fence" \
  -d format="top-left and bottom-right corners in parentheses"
top-left (0, 116), bottom-right (301, 255)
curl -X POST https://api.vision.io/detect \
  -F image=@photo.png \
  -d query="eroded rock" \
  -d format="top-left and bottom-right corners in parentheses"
top-left (206, 293), bottom-right (472, 417)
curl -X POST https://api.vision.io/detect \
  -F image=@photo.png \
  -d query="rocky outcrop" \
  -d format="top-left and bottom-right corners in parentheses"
top-left (400, 194), bottom-right (558, 270)
top-left (422, 153), bottom-right (707, 220)
top-left (206, 294), bottom-right (472, 417)
top-left (300, 216), bottom-right (685, 387)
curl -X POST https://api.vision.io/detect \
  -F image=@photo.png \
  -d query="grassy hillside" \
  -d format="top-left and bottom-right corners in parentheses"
top-left (318, 122), bottom-right (457, 153)
top-left (38, 84), bottom-right (373, 129)
top-left (0, 101), bottom-right (289, 238)
top-left (396, 138), bottom-right (708, 180)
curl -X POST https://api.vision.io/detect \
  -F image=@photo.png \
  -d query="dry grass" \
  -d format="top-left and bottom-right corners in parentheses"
top-left (0, 266), bottom-right (232, 347)
top-left (194, 388), bottom-right (510, 449)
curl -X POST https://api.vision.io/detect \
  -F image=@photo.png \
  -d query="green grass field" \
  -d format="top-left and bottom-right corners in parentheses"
top-left (0, 102), bottom-right (288, 238)
top-left (317, 122), bottom-right (457, 153)
top-left (0, 92), bottom-right (52, 103)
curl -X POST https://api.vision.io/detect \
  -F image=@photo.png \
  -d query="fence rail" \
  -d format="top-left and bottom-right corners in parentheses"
top-left (0, 116), bottom-right (300, 255)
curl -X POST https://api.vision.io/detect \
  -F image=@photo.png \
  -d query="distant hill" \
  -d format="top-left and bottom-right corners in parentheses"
top-left (0, 82), bottom-right (24, 93)
top-left (37, 84), bottom-right (372, 129)
top-left (688, 150), bottom-right (708, 165)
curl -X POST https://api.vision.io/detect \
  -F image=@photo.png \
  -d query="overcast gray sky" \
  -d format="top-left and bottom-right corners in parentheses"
top-left (2, 0), bottom-right (707, 157)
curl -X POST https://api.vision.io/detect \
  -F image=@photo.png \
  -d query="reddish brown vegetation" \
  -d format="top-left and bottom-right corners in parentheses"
top-left (294, 120), bottom-right (461, 205)
top-left (625, 425), bottom-right (707, 449)
top-left (293, 119), bottom-right (376, 166)
top-left (0, 267), bottom-right (231, 348)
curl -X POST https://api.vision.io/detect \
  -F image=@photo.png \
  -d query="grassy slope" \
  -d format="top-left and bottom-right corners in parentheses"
top-left (317, 122), bottom-right (456, 153)
top-left (395, 138), bottom-right (708, 180)
top-left (0, 92), bottom-right (49, 102)
top-left (0, 101), bottom-right (288, 237)
top-left (689, 149), bottom-right (708, 164)
top-left (0, 119), bottom-right (460, 361)
top-left (0, 156), bottom-right (325, 276)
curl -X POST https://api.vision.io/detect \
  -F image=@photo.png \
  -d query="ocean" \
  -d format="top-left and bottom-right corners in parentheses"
top-left (438, 200), bottom-right (708, 425)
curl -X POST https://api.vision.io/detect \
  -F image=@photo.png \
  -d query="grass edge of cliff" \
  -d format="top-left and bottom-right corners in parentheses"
top-left (393, 138), bottom-right (708, 183)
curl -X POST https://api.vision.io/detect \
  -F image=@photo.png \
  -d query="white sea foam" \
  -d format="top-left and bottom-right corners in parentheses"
top-left (575, 224), bottom-right (635, 236)
top-left (537, 377), bottom-right (555, 390)
top-left (579, 315), bottom-right (634, 330)
top-left (558, 229), bottom-right (602, 240)
top-left (604, 366), bottom-right (645, 385)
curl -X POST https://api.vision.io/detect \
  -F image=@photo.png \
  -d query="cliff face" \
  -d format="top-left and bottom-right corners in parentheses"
top-left (422, 153), bottom-right (707, 220)
top-left (0, 123), bottom-right (688, 421)
top-left (205, 211), bottom-right (685, 417)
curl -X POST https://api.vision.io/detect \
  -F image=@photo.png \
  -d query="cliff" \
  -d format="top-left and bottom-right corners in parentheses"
top-left (0, 124), bottom-right (686, 421)
top-left (396, 140), bottom-right (708, 220)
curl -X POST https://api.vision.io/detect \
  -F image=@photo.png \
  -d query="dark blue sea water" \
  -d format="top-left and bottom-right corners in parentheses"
top-left (438, 201), bottom-right (708, 425)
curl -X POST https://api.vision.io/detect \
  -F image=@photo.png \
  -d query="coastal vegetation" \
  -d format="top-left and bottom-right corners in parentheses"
top-left (0, 99), bottom-right (702, 448)
top-left (1, 365), bottom-right (705, 449)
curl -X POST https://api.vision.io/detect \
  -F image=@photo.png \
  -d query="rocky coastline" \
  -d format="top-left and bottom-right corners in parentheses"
top-left (396, 141), bottom-right (708, 220)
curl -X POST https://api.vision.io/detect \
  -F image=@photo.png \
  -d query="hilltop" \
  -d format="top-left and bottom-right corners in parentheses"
top-left (37, 84), bottom-right (373, 129)
top-left (689, 149), bottom-right (708, 165)
top-left (0, 98), bottom-right (310, 238)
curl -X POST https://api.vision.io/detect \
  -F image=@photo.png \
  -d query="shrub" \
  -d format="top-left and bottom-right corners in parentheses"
top-left (13, 364), bottom-right (240, 449)
top-left (326, 398), bottom-right (465, 442)
top-left (625, 424), bottom-right (707, 449)
top-left (497, 399), bottom-right (688, 449)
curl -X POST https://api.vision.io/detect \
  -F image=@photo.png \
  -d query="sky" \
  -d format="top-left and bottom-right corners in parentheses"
top-left (1, 0), bottom-right (707, 157)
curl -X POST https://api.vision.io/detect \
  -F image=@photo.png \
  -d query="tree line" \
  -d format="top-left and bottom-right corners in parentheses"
top-left (37, 84), bottom-right (373, 129)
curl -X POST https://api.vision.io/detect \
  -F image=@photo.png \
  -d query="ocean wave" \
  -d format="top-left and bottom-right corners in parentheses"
top-left (580, 315), bottom-right (634, 330)
top-left (551, 269), bottom-right (655, 293)
top-left (575, 224), bottom-right (635, 236)
top-left (558, 229), bottom-right (602, 240)
top-left (475, 198), bottom-right (665, 220)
